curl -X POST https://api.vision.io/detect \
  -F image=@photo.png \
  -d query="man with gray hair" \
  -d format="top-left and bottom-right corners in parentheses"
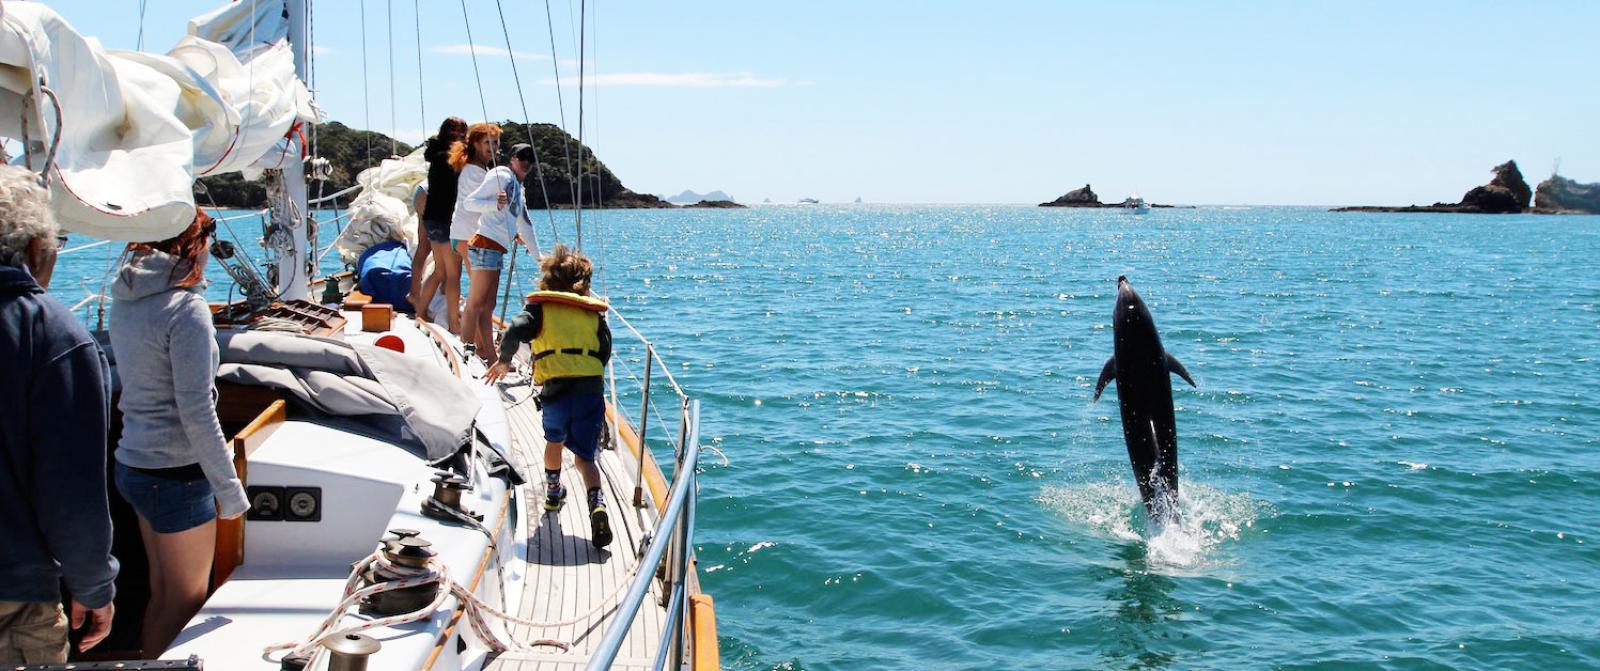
top-left (0, 164), bottom-right (117, 662)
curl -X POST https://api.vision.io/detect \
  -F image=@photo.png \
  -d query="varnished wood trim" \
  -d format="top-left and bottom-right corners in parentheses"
top-left (605, 402), bottom-right (720, 669)
top-left (420, 320), bottom-right (463, 378)
top-left (690, 594), bottom-right (720, 671)
top-left (212, 399), bottom-right (286, 589)
top-left (606, 403), bottom-right (669, 511)
top-left (422, 489), bottom-right (513, 671)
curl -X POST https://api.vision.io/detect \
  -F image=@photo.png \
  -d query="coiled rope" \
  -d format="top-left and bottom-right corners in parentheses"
top-left (264, 540), bottom-right (646, 662)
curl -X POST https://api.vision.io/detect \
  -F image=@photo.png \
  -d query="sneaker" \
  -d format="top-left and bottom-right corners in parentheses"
top-left (544, 483), bottom-right (567, 512)
top-left (590, 504), bottom-right (613, 549)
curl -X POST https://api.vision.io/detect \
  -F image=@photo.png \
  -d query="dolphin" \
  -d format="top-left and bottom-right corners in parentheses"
top-left (1093, 276), bottom-right (1196, 526)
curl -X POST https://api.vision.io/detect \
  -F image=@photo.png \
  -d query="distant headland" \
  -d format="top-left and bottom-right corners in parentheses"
top-left (198, 120), bottom-right (739, 210)
top-left (1333, 160), bottom-right (1600, 215)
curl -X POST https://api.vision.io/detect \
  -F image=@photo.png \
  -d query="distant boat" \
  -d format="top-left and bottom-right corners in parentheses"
top-left (798, 197), bottom-right (819, 204)
top-left (854, 196), bottom-right (863, 204)
top-left (1124, 195), bottom-right (1151, 215)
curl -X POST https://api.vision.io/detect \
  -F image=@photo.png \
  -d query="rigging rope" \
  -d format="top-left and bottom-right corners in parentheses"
top-left (541, 0), bottom-right (580, 215)
top-left (575, 0), bottom-right (586, 248)
top-left (413, 0), bottom-right (425, 127)
top-left (387, 0), bottom-right (397, 156)
top-left (136, 0), bottom-right (147, 51)
top-left (491, 0), bottom-right (560, 243)
top-left (457, 0), bottom-right (491, 123)
top-left (360, 0), bottom-right (372, 162)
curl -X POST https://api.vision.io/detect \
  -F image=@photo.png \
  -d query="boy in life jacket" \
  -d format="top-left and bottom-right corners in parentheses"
top-left (485, 244), bottom-right (613, 549)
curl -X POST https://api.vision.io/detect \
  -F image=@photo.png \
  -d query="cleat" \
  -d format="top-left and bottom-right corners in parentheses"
top-left (544, 484), bottom-right (567, 512)
top-left (590, 504), bottom-right (613, 549)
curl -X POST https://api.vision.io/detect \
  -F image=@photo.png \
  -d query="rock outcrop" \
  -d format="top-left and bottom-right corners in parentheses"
top-left (1534, 175), bottom-right (1600, 214)
top-left (681, 199), bottom-right (746, 209)
top-left (1039, 184), bottom-right (1177, 208)
top-left (1333, 160), bottom-right (1533, 214)
top-left (1040, 184), bottom-right (1101, 207)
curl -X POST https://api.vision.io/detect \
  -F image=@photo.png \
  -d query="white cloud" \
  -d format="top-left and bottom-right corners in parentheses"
top-left (312, 45), bottom-right (335, 56)
top-left (432, 44), bottom-right (547, 61)
top-left (538, 72), bottom-right (790, 87)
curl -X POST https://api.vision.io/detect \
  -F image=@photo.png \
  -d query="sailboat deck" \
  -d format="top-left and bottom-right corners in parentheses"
top-left (486, 382), bottom-right (666, 671)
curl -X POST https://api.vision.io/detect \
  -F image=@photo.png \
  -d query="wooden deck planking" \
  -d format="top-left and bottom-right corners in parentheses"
top-left (483, 384), bottom-right (666, 671)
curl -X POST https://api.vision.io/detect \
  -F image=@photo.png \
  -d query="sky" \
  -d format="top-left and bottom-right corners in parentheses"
top-left (36, 1), bottom-right (1600, 205)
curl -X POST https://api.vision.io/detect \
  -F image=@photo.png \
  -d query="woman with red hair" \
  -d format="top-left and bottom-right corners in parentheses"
top-left (109, 212), bottom-right (248, 656)
top-left (448, 122), bottom-right (501, 352)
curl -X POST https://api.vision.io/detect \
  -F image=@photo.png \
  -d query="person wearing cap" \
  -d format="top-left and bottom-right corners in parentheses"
top-left (460, 142), bottom-right (543, 358)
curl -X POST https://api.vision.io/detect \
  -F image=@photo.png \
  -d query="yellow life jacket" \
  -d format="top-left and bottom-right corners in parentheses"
top-left (526, 291), bottom-right (609, 384)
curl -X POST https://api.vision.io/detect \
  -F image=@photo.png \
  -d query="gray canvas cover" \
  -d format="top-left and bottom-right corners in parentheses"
top-left (215, 331), bottom-right (480, 463)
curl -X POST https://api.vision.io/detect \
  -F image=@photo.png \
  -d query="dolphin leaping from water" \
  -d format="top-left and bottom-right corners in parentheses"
top-left (1093, 276), bottom-right (1196, 526)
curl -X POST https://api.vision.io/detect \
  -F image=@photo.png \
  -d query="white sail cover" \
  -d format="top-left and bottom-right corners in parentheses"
top-left (0, 2), bottom-right (316, 241)
top-left (331, 148), bottom-right (428, 265)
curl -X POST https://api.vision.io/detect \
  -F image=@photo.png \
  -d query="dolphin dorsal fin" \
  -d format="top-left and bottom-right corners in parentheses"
top-left (1093, 356), bottom-right (1116, 401)
top-left (1165, 352), bottom-right (1197, 388)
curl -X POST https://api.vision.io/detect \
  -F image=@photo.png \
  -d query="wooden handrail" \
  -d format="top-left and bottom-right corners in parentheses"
top-left (212, 398), bottom-right (286, 588)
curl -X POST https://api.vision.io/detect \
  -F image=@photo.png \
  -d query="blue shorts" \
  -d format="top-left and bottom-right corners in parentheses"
top-left (422, 219), bottom-right (451, 244)
top-left (541, 392), bottom-right (605, 463)
top-left (114, 461), bottom-right (216, 534)
top-left (467, 246), bottom-right (505, 271)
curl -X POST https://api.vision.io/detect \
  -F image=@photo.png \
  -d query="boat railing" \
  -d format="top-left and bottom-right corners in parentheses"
top-left (594, 307), bottom-right (706, 670)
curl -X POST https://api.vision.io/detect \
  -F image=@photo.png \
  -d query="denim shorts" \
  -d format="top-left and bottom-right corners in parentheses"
top-left (542, 392), bottom-right (605, 463)
top-left (114, 461), bottom-right (216, 534)
top-left (467, 245), bottom-right (505, 271)
top-left (421, 218), bottom-right (451, 244)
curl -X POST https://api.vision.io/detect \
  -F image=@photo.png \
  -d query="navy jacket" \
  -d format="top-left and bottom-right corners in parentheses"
top-left (0, 264), bottom-right (118, 607)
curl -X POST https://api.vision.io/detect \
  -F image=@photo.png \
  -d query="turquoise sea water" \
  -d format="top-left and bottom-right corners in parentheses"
top-left (54, 206), bottom-right (1600, 669)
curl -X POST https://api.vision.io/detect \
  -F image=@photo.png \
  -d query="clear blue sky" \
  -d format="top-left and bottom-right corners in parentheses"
top-left (38, 1), bottom-right (1600, 205)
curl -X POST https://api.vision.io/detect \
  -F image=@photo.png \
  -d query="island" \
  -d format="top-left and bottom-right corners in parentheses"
top-left (1332, 161), bottom-right (1533, 214)
top-left (1038, 184), bottom-right (1176, 208)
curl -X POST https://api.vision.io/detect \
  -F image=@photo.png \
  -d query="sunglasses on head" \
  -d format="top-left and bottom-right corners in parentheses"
top-left (55, 234), bottom-right (68, 248)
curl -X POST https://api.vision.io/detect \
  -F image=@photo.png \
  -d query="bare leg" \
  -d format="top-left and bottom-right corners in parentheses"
top-left (458, 241), bottom-right (477, 345)
top-left (467, 267), bottom-right (500, 356)
top-left (136, 515), bottom-right (215, 658)
top-left (545, 441), bottom-right (564, 472)
top-left (407, 236), bottom-right (433, 320)
top-left (543, 443), bottom-right (601, 496)
top-left (430, 240), bottom-right (461, 333)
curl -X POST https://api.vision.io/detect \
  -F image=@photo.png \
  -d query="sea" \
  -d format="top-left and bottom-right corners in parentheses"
top-left (52, 205), bottom-right (1600, 670)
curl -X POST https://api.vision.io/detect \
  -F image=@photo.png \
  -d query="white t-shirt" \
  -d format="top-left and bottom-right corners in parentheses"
top-left (463, 166), bottom-right (539, 256)
top-left (449, 164), bottom-right (489, 241)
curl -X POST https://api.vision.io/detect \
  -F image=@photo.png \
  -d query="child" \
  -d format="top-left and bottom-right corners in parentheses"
top-left (485, 244), bottom-right (613, 549)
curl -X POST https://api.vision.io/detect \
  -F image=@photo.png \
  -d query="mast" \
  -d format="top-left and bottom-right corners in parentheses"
top-left (274, 0), bottom-right (311, 301)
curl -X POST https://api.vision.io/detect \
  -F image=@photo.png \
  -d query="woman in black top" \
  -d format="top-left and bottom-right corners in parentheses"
top-left (411, 116), bottom-right (467, 331)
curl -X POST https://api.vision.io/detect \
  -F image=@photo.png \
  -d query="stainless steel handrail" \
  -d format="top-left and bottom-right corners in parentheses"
top-left (586, 399), bottom-right (700, 671)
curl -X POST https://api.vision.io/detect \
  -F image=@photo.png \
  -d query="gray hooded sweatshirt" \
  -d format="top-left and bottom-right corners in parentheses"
top-left (109, 251), bottom-right (249, 519)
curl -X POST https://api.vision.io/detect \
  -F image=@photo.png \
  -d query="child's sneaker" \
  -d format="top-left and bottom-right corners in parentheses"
top-left (590, 504), bottom-right (613, 549)
top-left (544, 483), bottom-right (567, 512)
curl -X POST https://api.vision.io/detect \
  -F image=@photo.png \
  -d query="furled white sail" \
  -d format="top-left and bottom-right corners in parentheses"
top-left (0, 2), bottom-right (316, 242)
top-left (331, 148), bottom-right (428, 266)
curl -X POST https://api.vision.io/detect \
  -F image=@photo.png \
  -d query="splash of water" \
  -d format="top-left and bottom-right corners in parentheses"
top-left (1038, 481), bottom-right (1269, 570)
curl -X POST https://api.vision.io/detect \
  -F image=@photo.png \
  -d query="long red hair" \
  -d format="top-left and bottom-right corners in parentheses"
top-left (448, 123), bottom-right (502, 172)
top-left (122, 209), bottom-right (214, 288)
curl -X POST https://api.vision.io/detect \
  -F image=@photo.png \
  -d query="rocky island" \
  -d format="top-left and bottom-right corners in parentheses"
top-left (1333, 161), bottom-right (1535, 214)
top-left (1039, 184), bottom-right (1175, 208)
top-left (1533, 175), bottom-right (1600, 214)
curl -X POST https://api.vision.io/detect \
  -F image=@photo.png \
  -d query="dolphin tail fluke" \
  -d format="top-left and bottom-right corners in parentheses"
top-left (1093, 356), bottom-right (1116, 401)
top-left (1165, 352), bottom-right (1197, 388)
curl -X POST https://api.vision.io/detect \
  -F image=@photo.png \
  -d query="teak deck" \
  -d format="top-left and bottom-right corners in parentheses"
top-left (482, 383), bottom-right (666, 671)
